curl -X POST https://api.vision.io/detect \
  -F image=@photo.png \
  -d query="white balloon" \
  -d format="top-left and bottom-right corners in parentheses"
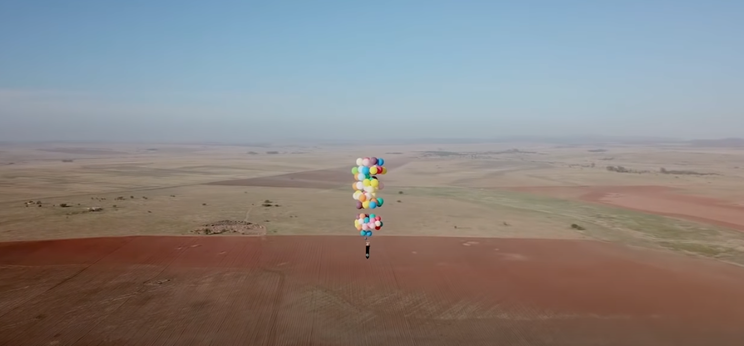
top-left (356, 182), bottom-right (364, 190)
top-left (356, 158), bottom-right (363, 166)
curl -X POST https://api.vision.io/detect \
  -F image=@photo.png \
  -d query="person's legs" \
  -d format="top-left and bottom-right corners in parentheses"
top-left (365, 242), bottom-right (370, 259)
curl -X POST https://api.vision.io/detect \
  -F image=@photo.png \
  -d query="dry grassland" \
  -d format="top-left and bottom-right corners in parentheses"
top-left (3, 141), bottom-right (744, 265)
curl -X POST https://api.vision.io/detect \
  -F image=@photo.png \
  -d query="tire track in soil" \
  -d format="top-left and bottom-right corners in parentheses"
top-left (256, 236), bottom-right (305, 346)
top-left (57, 236), bottom-right (195, 346)
top-left (135, 237), bottom-right (227, 346)
top-left (428, 245), bottom-right (484, 345)
top-left (378, 241), bottom-right (418, 346)
top-left (0, 237), bottom-right (138, 346)
top-left (306, 234), bottom-right (324, 345)
top-left (0, 265), bottom-right (81, 316)
top-left (80, 236), bottom-right (201, 346)
top-left (171, 238), bottom-right (249, 346)
top-left (328, 236), bottom-right (378, 346)
top-left (207, 238), bottom-right (269, 346)
top-left (4, 236), bottom-right (744, 345)
top-left (449, 240), bottom-right (536, 345)
top-left (223, 238), bottom-right (275, 345)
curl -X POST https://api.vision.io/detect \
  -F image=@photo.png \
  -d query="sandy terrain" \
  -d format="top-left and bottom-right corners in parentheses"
top-left (3, 141), bottom-right (744, 344)
top-left (2, 236), bottom-right (744, 345)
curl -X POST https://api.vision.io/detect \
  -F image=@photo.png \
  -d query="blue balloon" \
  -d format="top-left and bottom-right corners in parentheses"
top-left (369, 201), bottom-right (377, 209)
top-left (378, 158), bottom-right (384, 166)
top-left (361, 166), bottom-right (370, 174)
top-left (363, 217), bottom-right (369, 223)
top-left (360, 231), bottom-right (365, 236)
top-left (366, 231), bottom-right (373, 237)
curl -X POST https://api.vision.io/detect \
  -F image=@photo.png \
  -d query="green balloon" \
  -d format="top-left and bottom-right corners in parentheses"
top-left (377, 198), bottom-right (384, 206)
top-left (351, 166), bottom-right (358, 174)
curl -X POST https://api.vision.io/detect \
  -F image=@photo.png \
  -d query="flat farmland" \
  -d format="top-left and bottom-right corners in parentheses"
top-left (3, 142), bottom-right (744, 345)
top-left (2, 236), bottom-right (744, 345)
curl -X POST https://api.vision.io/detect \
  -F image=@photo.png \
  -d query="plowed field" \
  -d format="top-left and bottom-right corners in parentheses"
top-left (512, 186), bottom-right (744, 231)
top-left (2, 236), bottom-right (744, 345)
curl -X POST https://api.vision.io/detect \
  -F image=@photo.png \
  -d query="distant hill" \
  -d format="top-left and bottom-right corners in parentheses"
top-left (688, 138), bottom-right (744, 147)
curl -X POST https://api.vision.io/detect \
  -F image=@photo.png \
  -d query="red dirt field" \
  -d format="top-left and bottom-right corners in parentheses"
top-left (2, 236), bottom-right (744, 345)
top-left (511, 186), bottom-right (744, 231)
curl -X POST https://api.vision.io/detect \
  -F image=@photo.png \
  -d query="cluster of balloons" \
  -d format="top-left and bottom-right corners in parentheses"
top-left (352, 157), bottom-right (387, 238)
top-left (355, 213), bottom-right (383, 237)
top-left (351, 157), bottom-right (387, 210)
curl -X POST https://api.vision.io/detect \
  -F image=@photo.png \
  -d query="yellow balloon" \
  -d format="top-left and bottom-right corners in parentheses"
top-left (382, 167), bottom-right (387, 174)
top-left (362, 179), bottom-right (370, 187)
top-left (370, 166), bottom-right (378, 175)
top-left (356, 224), bottom-right (362, 231)
top-left (354, 219), bottom-right (360, 227)
top-left (370, 179), bottom-right (379, 187)
top-left (362, 201), bottom-right (370, 209)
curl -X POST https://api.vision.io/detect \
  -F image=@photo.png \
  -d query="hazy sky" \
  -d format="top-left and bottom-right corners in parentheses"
top-left (1, 0), bottom-right (743, 142)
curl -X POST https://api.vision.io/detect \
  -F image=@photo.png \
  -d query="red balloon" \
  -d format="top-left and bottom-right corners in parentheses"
top-left (375, 226), bottom-right (381, 230)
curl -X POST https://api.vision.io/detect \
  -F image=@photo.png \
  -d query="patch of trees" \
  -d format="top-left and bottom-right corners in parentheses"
top-left (659, 167), bottom-right (716, 176)
top-left (606, 165), bottom-right (649, 174)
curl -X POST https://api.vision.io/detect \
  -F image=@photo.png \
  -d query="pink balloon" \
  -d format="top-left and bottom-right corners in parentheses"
top-left (378, 182), bottom-right (385, 190)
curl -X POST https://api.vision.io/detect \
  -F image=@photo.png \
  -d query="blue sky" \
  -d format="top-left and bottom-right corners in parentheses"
top-left (1, 0), bottom-right (743, 142)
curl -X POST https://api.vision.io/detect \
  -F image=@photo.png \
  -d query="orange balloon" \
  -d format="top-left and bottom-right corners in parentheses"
top-left (359, 194), bottom-right (367, 202)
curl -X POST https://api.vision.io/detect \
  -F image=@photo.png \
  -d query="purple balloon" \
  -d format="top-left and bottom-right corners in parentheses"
top-left (355, 201), bottom-right (363, 209)
top-left (370, 157), bottom-right (378, 165)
